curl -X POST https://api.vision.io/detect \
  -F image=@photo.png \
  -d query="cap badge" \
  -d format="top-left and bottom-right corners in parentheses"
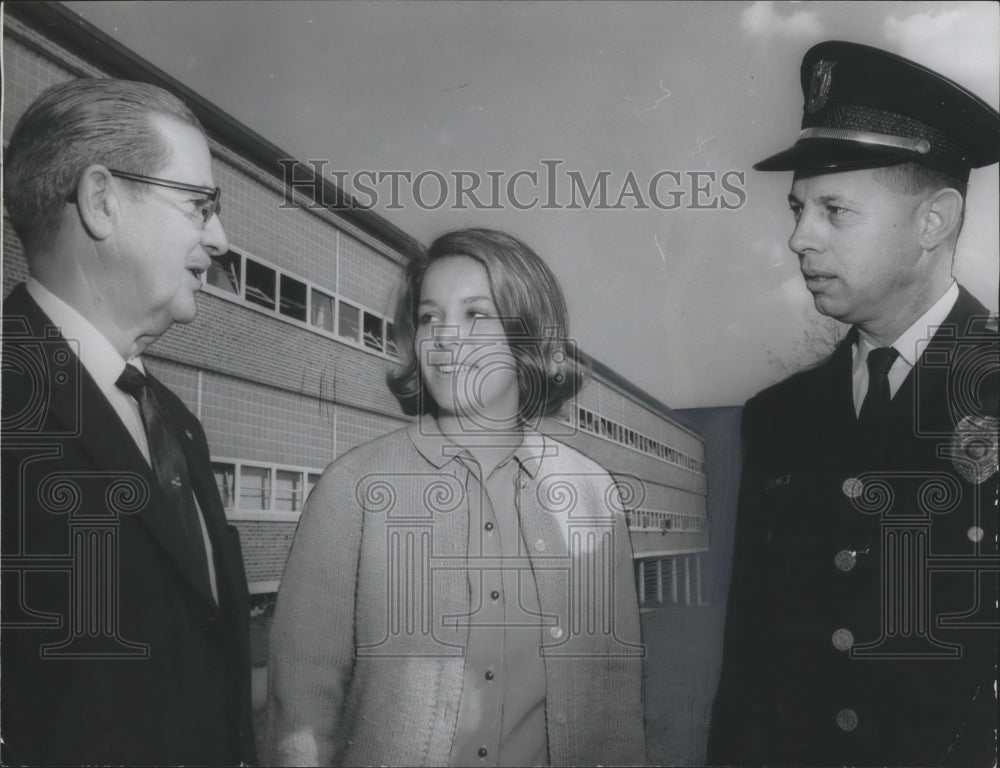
top-left (806, 59), bottom-right (836, 114)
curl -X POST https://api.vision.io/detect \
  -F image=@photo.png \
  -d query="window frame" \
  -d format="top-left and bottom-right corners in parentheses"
top-left (202, 246), bottom-right (400, 361)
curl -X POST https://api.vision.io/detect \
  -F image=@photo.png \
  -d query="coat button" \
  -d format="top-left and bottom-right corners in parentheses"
top-left (484, 521), bottom-right (494, 532)
top-left (485, 668), bottom-right (495, 681)
top-left (550, 626), bottom-right (564, 639)
top-left (834, 550), bottom-right (857, 572)
top-left (490, 590), bottom-right (500, 601)
top-left (478, 747), bottom-right (488, 758)
top-left (842, 477), bottom-right (863, 498)
top-left (535, 539), bottom-right (546, 552)
top-left (831, 628), bottom-right (855, 651)
top-left (836, 708), bottom-right (859, 732)
top-left (517, 475), bottom-right (529, 489)
top-left (967, 526), bottom-right (984, 543)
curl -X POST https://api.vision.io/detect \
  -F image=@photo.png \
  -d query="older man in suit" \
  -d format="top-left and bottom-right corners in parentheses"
top-left (2, 78), bottom-right (256, 765)
top-left (708, 43), bottom-right (999, 767)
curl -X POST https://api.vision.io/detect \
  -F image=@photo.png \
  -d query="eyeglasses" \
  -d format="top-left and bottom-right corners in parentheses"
top-left (107, 169), bottom-right (222, 225)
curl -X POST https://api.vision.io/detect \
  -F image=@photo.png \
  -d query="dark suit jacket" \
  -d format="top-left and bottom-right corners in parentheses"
top-left (708, 286), bottom-right (998, 767)
top-left (1, 284), bottom-right (257, 766)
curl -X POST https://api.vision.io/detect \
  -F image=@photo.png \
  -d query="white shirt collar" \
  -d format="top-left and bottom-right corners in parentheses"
top-left (26, 278), bottom-right (145, 392)
top-left (854, 281), bottom-right (960, 370)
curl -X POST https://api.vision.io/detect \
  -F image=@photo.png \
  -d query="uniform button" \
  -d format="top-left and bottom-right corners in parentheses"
top-left (842, 477), bottom-right (863, 498)
top-left (517, 475), bottom-right (529, 489)
top-left (834, 550), bottom-right (857, 572)
top-left (485, 668), bottom-right (495, 681)
top-left (832, 628), bottom-right (855, 651)
top-left (534, 539), bottom-right (546, 552)
top-left (478, 747), bottom-right (488, 758)
top-left (490, 590), bottom-right (500, 601)
top-left (484, 521), bottom-right (494, 532)
top-left (967, 526), bottom-right (984, 543)
top-left (836, 708), bottom-right (859, 732)
top-left (550, 626), bottom-right (563, 639)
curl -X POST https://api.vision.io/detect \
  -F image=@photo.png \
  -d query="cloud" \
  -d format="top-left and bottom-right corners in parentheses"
top-left (884, 5), bottom-right (999, 108)
top-left (741, 1), bottom-right (823, 41)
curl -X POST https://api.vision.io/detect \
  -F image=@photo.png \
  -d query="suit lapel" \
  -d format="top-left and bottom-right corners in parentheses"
top-left (887, 287), bottom-right (986, 435)
top-left (120, 374), bottom-right (219, 610)
top-left (911, 287), bottom-right (987, 432)
top-left (817, 333), bottom-right (858, 436)
top-left (150, 375), bottom-right (237, 612)
top-left (9, 286), bottom-right (218, 610)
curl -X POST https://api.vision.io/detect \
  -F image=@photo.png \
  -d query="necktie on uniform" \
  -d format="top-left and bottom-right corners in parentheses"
top-left (858, 346), bottom-right (900, 424)
top-left (116, 364), bottom-right (210, 581)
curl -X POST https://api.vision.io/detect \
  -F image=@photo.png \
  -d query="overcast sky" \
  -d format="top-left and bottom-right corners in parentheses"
top-left (68, 1), bottom-right (999, 409)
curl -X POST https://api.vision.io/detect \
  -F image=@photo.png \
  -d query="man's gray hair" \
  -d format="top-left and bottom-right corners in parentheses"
top-left (4, 78), bottom-right (204, 252)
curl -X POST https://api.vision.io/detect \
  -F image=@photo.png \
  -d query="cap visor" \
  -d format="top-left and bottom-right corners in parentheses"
top-left (753, 139), bottom-right (918, 173)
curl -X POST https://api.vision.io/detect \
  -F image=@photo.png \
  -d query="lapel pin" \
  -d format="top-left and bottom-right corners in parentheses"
top-left (765, 474), bottom-right (791, 490)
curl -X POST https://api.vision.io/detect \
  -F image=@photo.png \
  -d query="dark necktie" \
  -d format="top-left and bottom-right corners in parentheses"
top-left (858, 346), bottom-right (900, 424)
top-left (116, 364), bottom-right (210, 581)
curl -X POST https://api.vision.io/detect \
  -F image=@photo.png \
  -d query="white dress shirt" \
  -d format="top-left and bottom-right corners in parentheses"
top-left (851, 281), bottom-right (960, 416)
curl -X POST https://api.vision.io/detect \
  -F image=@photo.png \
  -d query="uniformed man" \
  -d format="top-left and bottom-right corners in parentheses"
top-left (708, 41), bottom-right (999, 767)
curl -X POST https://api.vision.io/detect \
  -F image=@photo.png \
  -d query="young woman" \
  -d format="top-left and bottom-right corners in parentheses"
top-left (266, 228), bottom-right (646, 767)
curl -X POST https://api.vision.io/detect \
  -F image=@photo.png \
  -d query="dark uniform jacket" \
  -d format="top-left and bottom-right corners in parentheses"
top-left (708, 286), bottom-right (998, 767)
top-left (1, 284), bottom-right (257, 766)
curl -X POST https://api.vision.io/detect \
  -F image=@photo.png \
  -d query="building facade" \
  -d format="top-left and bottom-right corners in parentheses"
top-left (2, 2), bottom-right (708, 609)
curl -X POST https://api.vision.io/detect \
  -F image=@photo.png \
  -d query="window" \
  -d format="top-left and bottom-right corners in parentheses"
top-left (338, 301), bottom-right (360, 342)
top-left (642, 561), bottom-right (661, 605)
top-left (311, 289), bottom-right (335, 332)
top-left (275, 470), bottom-right (303, 512)
top-left (212, 462), bottom-right (236, 508)
top-left (244, 259), bottom-right (276, 310)
top-left (239, 465), bottom-right (271, 510)
top-left (385, 322), bottom-right (398, 357)
top-left (207, 251), bottom-right (241, 295)
top-left (279, 275), bottom-right (308, 322)
top-left (363, 312), bottom-right (384, 352)
top-left (306, 472), bottom-right (323, 500)
top-left (214, 461), bottom-right (325, 515)
top-left (204, 247), bottom-right (398, 356)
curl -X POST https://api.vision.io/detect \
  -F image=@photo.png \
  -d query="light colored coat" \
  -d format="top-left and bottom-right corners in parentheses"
top-left (266, 419), bottom-right (646, 766)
